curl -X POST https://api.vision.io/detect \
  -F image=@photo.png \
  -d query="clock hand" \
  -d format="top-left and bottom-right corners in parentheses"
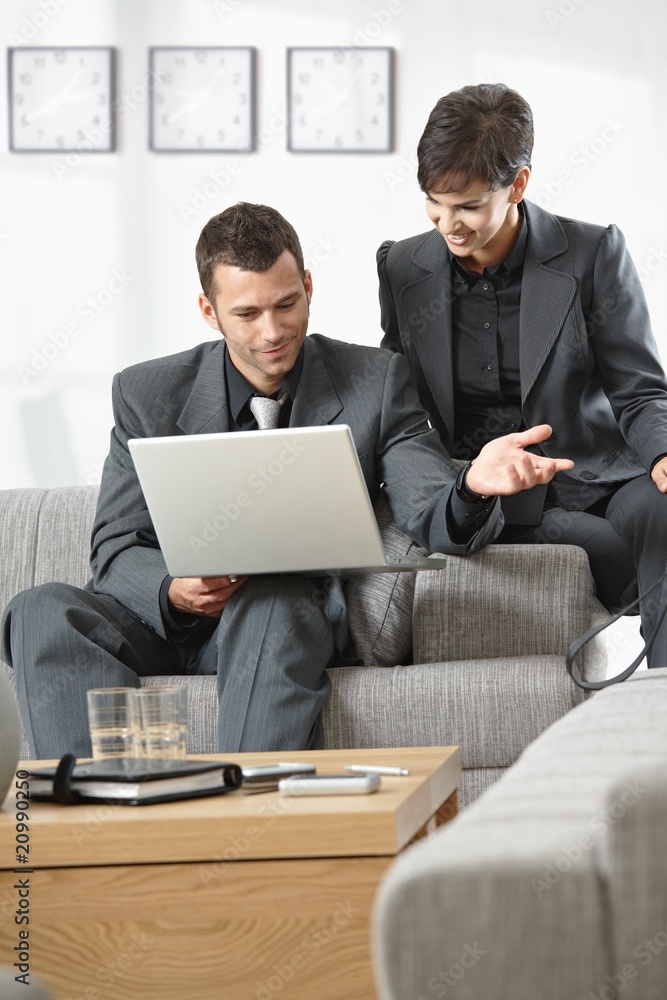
top-left (26, 90), bottom-right (89, 122)
top-left (303, 67), bottom-right (366, 124)
top-left (24, 66), bottom-right (87, 123)
top-left (166, 97), bottom-right (207, 125)
top-left (319, 78), bottom-right (340, 99)
top-left (60, 66), bottom-right (86, 95)
top-left (197, 66), bottom-right (226, 97)
top-left (165, 67), bottom-right (226, 125)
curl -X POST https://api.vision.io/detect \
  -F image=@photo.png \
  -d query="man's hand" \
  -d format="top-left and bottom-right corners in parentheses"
top-left (466, 424), bottom-right (574, 497)
top-left (168, 575), bottom-right (247, 618)
top-left (651, 456), bottom-right (667, 493)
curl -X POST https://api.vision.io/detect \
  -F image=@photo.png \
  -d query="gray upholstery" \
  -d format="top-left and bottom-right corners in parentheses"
top-left (373, 669), bottom-right (667, 1000)
top-left (323, 657), bottom-right (585, 768)
top-left (343, 491), bottom-right (423, 666)
top-left (0, 486), bottom-right (609, 805)
top-left (413, 543), bottom-right (609, 667)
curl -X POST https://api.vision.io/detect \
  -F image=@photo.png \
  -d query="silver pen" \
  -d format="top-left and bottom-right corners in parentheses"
top-left (345, 764), bottom-right (411, 777)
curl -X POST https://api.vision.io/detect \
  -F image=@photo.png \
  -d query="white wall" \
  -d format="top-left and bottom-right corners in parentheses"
top-left (1, 0), bottom-right (666, 489)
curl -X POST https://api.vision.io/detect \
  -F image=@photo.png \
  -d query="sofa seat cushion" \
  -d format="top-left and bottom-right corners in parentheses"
top-left (323, 656), bottom-right (582, 769)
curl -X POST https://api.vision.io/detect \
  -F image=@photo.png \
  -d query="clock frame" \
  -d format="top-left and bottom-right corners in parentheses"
top-left (149, 46), bottom-right (256, 153)
top-left (287, 46), bottom-right (394, 153)
top-left (8, 46), bottom-right (115, 153)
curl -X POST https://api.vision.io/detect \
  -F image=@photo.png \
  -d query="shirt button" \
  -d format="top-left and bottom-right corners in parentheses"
top-left (486, 364), bottom-right (493, 370)
top-left (482, 283), bottom-right (489, 291)
top-left (581, 471), bottom-right (598, 480)
top-left (483, 322), bottom-right (490, 329)
top-left (510, 422), bottom-right (517, 429)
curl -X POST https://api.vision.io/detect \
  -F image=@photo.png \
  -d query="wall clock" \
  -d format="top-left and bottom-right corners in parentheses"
top-left (149, 46), bottom-right (255, 152)
top-left (8, 47), bottom-right (115, 153)
top-left (287, 47), bottom-right (394, 153)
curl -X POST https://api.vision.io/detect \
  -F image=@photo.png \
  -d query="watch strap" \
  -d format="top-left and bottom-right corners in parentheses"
top-left (456, 462), bottom-right (490, 504)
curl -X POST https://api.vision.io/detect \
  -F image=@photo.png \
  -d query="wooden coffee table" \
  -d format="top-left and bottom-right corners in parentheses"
top-left (0, 746), bottom-right (459, 1000)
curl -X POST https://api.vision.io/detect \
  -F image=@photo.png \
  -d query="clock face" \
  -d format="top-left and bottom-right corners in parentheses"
top-left (149, 47), bottom-right (255, 152)
top-left (8, 47), bottom-right (115, 153)
top-left (287, 47), bottom-right (394, 153)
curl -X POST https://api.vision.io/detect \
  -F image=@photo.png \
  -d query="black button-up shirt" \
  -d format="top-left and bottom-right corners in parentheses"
top-left (450, 208), bottom-right (526, 460)
top-left (448, 207), bottom-right (615, 519)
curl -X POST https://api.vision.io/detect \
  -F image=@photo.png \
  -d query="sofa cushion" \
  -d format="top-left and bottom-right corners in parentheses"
top-left (0, 487), bottom-right (99, 623)
top-left (345, 492), bottom-right (428, 666)
top-left (322, 656), bottom-right (582, 771)
top-left (413, 542), bottom-right (608, 683)
top-left (33, 486), bottom-right (99, 588)
top-left (0, 488), bottom-right (48, 618)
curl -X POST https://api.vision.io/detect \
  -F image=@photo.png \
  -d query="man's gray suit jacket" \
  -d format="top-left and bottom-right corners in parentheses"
top-left (378, 200), bottom-right (667, 482)
top-left (88, 333), bottom-right (503, 646)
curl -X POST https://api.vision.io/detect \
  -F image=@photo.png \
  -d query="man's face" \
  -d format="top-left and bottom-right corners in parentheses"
top-left (199, 250), bottom-right (312, 394)
top-left (424, 169), bottom-right (529, 271)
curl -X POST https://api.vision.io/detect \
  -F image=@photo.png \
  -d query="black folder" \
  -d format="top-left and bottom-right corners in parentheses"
top-left (27, 755), bottom-right (243, 805)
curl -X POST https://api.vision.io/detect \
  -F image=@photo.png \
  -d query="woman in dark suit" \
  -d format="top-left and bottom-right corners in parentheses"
top-left (377, 83), bottom-right (667, 660)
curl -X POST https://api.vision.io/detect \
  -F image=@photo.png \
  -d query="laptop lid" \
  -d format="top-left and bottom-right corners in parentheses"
top-left (128, 425), bottom-right (395, 576)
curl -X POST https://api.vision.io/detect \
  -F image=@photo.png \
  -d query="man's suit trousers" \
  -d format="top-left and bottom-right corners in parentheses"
top-left (3, 575), bottom-right (336, 759)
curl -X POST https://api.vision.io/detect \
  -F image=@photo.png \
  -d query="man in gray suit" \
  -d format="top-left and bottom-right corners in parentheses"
top-left (378, 83), bottom-right (667, 664)
top-left (3, 203), bottom-right (572, 758)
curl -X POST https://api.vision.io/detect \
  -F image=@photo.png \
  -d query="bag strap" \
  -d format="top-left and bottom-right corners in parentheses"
top-left (566, 568), bottom-right (667, 690)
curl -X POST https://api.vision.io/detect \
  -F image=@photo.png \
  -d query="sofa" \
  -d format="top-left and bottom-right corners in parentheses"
top-left (373, 667), bottom-right (667, 1000)
top-left (0, 485), bottom-right (609, 806)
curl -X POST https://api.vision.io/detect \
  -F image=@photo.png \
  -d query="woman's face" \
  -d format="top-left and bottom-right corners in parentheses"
top-left (425, 169), bottom-right (529, 272)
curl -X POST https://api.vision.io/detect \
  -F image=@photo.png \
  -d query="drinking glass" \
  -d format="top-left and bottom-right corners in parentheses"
top-left (131, 685), bottom-right (188, 759)
top-left (86, 687), bottom-right (137, 760)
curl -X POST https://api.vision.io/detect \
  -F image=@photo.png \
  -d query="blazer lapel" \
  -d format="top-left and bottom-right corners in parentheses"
top-left (177, 340), bottom-right (230, 434)
top-left (520, 201), bottom-right (578, 402)
top-left (289, 337), bottom-right (343, 427)
top-left (399, 231), bottom-right (456, 438)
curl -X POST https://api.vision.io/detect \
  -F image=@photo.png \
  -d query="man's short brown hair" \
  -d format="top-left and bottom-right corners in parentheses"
top-left (196, 202), bottom-right (305, 301)
top-left (417, 83), bottom-right (534, 194)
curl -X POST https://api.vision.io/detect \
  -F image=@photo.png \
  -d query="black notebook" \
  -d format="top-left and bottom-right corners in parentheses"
top-left (28, 756), bottom-right (243, 806)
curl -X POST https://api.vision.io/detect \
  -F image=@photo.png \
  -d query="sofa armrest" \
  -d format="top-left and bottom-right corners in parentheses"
top-left (372, 669), bottom-right (667, 1000)
top-left (413, 544), bottom-right (608, 683)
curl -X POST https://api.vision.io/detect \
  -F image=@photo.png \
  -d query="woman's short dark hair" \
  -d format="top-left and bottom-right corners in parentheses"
top-left (417, 83), bottom-right (534, 194)
top-left (196, 202), bottom-right (305, 300)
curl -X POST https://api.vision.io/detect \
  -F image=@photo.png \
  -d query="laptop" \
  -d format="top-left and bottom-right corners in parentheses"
top-left (128, 425), bottom-right (450, 576)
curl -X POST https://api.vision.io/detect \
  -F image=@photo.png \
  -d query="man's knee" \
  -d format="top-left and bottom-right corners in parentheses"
top-left (9, 580), bottom-right (83, 613)
top-left (239, 574), bottom-right (327, 610)
top-left (2, 582), bottom-right (86, 664)
top-left (224, 575), bottom-right (335, 653)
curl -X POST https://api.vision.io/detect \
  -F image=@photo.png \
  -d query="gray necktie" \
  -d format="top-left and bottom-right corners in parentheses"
top-left (249, 389), bottom-right (289, 429)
